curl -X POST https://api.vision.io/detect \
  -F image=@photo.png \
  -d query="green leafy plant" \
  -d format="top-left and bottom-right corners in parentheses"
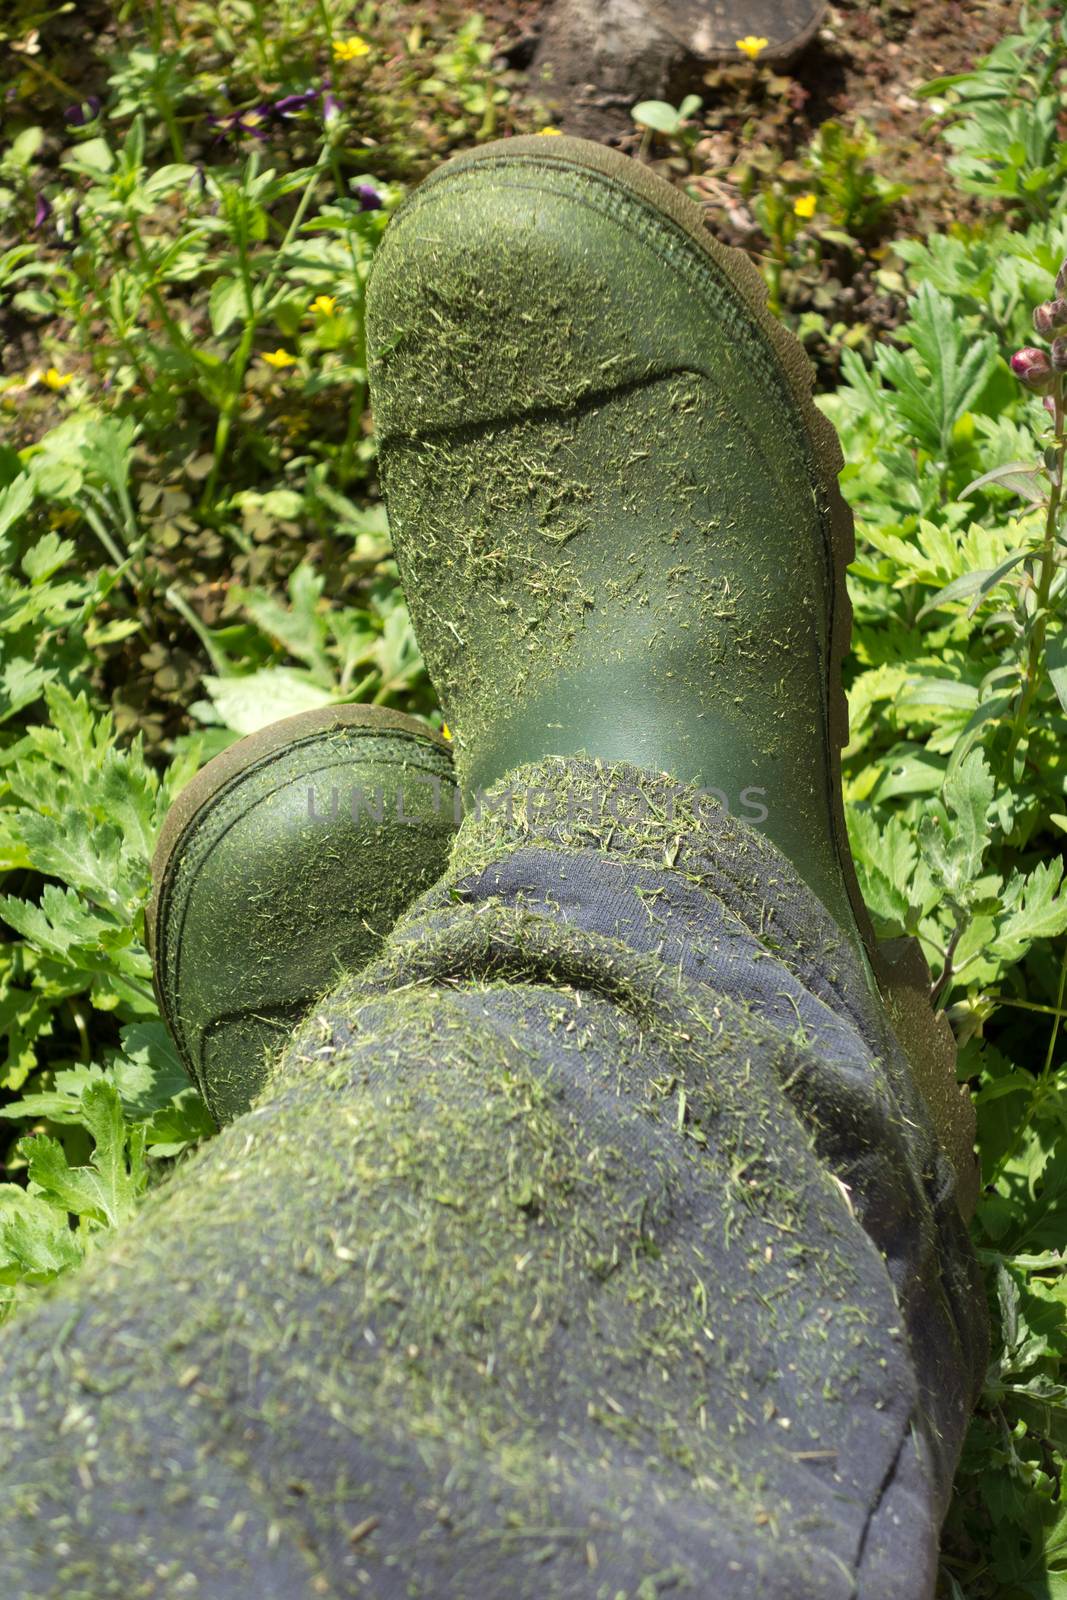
top-left (0, 652), bottom-right (213, 1324)
top-left (806, 117), bottom-right (909, 241)
top-left (631, 94), bottom-right (704, 156)
top-left (750, 183), bottom-right (822, 315)
top-left (827, 223), bottom-right (1067, 1600)
top-left (420, 15), bottom-right (510, 142)
top-left (192, 555), bottom-right (427, 736)
top-left (731, 119), bottom-right (907, 321)
top-left (920, 6), bottom-right (1067, 223)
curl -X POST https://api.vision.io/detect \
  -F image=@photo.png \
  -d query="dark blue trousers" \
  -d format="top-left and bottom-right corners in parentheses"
top-left (0, 759), bottom-right (986, 1599)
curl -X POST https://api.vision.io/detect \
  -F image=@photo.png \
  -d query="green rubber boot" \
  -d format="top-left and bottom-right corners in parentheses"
top-left (366, 135), bottom-right (978, 1208)
top-left (367, 135), bottom-right (867, 948)
top-left (147, 705), bottom-right (457, 1126)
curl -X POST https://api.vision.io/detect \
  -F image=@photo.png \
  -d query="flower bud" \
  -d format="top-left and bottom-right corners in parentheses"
top-left (1012, 346), bottom-right (1055, 392)
top-left (1052, 337), bottom-right (1067, 372)
top-left (1034, 298), bottom-right (1067, 337)
top-left (63, 95), bottom-right (101, 127)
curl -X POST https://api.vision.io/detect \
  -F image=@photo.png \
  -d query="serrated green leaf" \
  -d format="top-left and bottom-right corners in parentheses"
top-left (112, 1020), bottom-right (193, 1116)
top-left (992, 860), bottom-right (1067, 961)
top-left (209, 274), bottom-right (247, 338)
top-left (201, 667), bottom-right (337, 735)
top-left (919, 748), bottom-right (993, 903)
top-left (14, 811), bottom-right (126, 907)
top-left (846, 808), bottom-right (918, 933)
top-left (0, 882), bottom-right (116, 960)
top-left (144, 1087), bottom-right (215, 1156)
top-left (26, 682), bottom-right (112, 781)
top-left (96, 747), bottom-right (161, 868)
top-left (0, 1189), bottom-right (84, 1286)
top-left (876, 281), bottom-right (998, 457)
top-left (20, 532), bottom-right (77, 584)
top-left (0, 659), bottom-right (53, 724)
top-left (0, 473), bottom-right (34, 545)
top-left (19, 1080), bottom-right (146, 1229)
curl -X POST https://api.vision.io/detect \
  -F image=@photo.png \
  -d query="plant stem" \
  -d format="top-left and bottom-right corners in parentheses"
top-left (1006, 387), bottom-right (1065, 769)
top-left (79, 502), bottom-right (128, 572)
top-left (67, 999), bottom-right (91, 1064)
top-left (991, 994), bottom-right (1067, 1021)
top-left (124, 212), bottom-right (210, 374)
top-left (314, 0), bottom-right (335, 51)
top-left (1041, 937), bottom-right (1067, 1078)
top-left (337, 380), bottom-right (367, 487)
top-left (156, 94), bottom-right (185, 162)
top-left (15, 53), bottom-right (81, 101)
top-left (931, 921), bottom-right (966, 1008)
top-left (77, 221), bottom-right (157, 394)
top-left (200, 149), bottom-right (329, 512)
top-left (163, 584), bottom-right (230, 674)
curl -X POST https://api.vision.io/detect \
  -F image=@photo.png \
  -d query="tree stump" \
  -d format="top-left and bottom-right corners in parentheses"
top-left (531, 0), bottom-right (827, 136)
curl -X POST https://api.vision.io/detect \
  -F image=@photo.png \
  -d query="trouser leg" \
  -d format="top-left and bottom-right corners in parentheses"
top-left (0, 758), bottom-right (986, 1600)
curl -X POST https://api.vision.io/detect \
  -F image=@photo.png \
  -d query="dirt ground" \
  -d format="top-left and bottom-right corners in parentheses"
top-left (481, 0), bottom-right (1019, 219)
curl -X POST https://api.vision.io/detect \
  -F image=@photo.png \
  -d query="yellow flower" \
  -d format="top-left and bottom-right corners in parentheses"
top-left (333, 36), bottom-right (370, 62)
top-left (310, 294), bottom-right (338, 316)
top-left (42, 367), bottom-right (73, 390)
top-left (261, 348), bottom-right (297, 369)
top-left (441, 723), bottom-right (452, 741)
top-left (793, 193), bottom-right (817, 219)
top-left (537, 127), bottom-right (563, 136)
top-left (736, 35), bottom-right (769, 60)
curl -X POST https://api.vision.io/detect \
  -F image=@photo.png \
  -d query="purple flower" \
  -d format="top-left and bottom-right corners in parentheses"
top-left (355, 183), bottom-right (382, 211)
top-left (33, 192), bottom-right (52, 230)
top-left (1033, 298), bottom-right (1067, 338)
top-left (211, 85), bottom-right (326, 141)
top-left (271, 89), bottom-right (319, 117)
top-left (210, 106), bottom-right (269, 142)
top-left (1011, 347), bottom-right (1055, 393)
top-left (64, 95), bottom-right (101, 127)
top-left (322, 89), bottom-right (341, 124)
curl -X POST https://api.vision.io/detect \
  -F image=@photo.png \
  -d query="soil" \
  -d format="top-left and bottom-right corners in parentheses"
top-left (479, 0), bottom-right (1020, 232)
